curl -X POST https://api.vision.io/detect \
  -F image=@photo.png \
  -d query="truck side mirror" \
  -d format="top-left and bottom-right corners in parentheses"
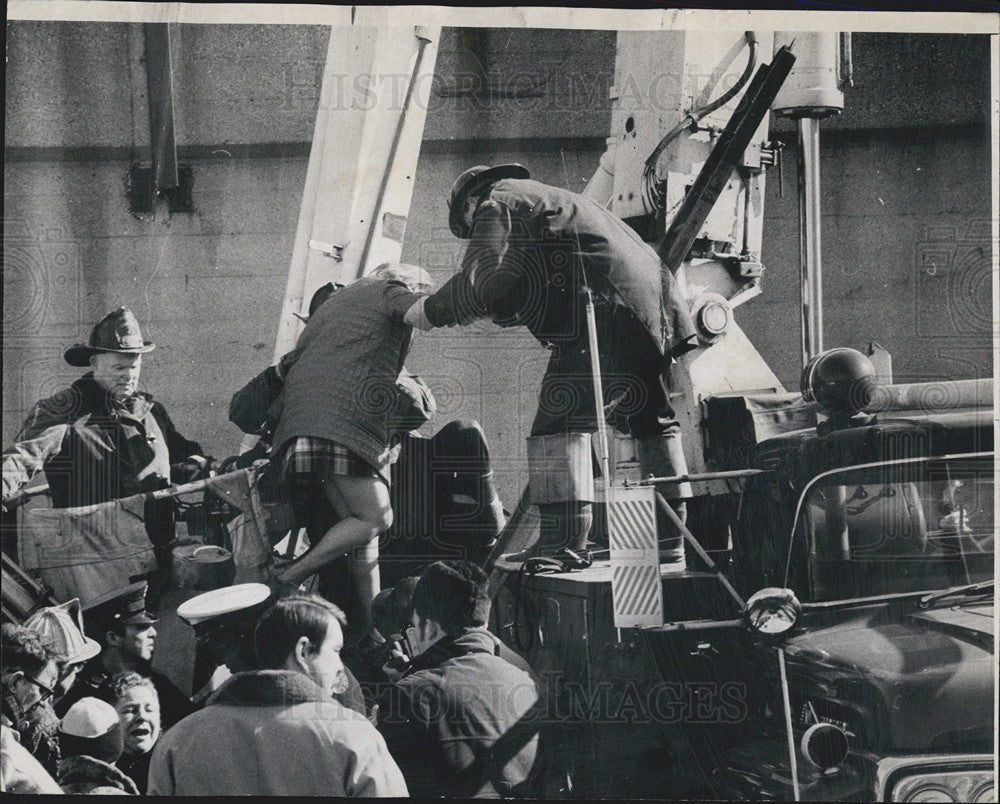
top-left (744, 587), bottom-right (801, 638)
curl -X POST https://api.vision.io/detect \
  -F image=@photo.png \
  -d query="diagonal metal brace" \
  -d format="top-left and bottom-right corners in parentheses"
top-left (655, 491), bottom-right (745, 611)
top-left (657, 46), bottom-right (796, 273)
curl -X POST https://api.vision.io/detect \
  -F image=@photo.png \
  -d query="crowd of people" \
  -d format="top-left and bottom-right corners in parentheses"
top-left (1, 561), bottom-right (541, 796)
top-left (2, 162), bottom-right (697, 795)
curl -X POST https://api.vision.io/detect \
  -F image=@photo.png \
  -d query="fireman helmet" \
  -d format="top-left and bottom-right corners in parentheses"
top-left (23, 598), bottom-right (101, 665)
top-left (800, 347), bottom-right (879, 414)
top-left (447, 163), bottom-right (530, 239)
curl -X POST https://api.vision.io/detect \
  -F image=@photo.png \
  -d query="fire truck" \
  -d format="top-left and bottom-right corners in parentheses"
top-left (2, 23), bottom-right (993, 803)
top-left (483, 30), bottom-right (996, 802)
top-left (489, 362), bottom-right (994, 802)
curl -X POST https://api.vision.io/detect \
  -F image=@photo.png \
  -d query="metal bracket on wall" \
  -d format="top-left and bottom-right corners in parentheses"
top-left (128, 163), bottom-right (194, 215)
top-left (128, 23), bottom-right (193, 215)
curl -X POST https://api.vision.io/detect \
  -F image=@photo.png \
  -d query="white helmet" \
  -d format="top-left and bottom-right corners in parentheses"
top-left (23, 598), bottom-right (101, 665)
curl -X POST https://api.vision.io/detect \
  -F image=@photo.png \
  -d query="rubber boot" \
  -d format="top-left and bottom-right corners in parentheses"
top-left (636, 433), bottom-right (691, 569)
top-left (512, 501), bottom-right (593, 561)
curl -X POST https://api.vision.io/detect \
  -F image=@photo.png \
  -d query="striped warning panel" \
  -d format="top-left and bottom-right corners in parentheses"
top-left (612, 564), bottom-right (663, 624)
top-left (607, 486), bottom-right (662, 628)
top-left (608, 490), bottom-right (656, 552)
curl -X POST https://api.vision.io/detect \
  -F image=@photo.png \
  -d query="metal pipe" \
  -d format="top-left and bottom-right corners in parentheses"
top-left (585, 290), bottom-right (613, 488)
top-left (2, 483), bottom-right (51, 511)
top-left (778, 647), bottom-right (801, 801)
top-left (651, 618), bottom-right (744, 633)
top-left (656, 493), bottom-right (745, 610)
top-left (638, 468), bottom-right (766, 485)
top-left (798, 117), bottom-right (823, 366)
top-left (356, 27), bottom-right (433, 279)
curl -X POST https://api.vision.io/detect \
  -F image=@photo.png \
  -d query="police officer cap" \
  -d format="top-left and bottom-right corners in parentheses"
top-left (448, 164), bottom-right (530, 239)
top-left (83, 581), bottom-right (158, 635)
top-left (176, 583), bottom-right (273, 631)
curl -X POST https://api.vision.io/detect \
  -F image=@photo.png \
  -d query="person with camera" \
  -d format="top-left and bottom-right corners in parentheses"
top-left (377, 560), bottom-right (540, 798)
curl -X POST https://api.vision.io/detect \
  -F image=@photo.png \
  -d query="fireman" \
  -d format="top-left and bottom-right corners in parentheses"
top-left (405, 164), bottom-right (698, 560)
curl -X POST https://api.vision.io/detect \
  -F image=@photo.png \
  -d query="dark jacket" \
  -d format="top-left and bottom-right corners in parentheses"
top-left (270, 277), bottom-right (423, 483)
top-left (1, 698), bottom-right (61, 780)
top-left (378, 628), bottom-right (540, 798)
top-left (423, 177), bottom-right (697, 358)
top-left (116, 749), bottom-right (151, 794)
top-left (58, 754), bottom-right (139, 795)
top-left (2, 373), bottom-right (202, 509)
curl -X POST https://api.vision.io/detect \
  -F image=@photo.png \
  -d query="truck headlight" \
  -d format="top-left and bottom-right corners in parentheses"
top-left (889, 771), bottom-right (994, 802)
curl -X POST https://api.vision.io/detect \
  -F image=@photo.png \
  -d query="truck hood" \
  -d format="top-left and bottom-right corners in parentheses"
top-left (782, 602), bottom-right (995, 754)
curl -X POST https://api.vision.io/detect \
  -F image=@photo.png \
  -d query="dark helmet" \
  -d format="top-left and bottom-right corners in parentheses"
top-left (64, 308), bottom-right (155, 367)
top-left (447, 164), bottom-right (530, 239)
top-left (800, 347), bottom-right (879, 414)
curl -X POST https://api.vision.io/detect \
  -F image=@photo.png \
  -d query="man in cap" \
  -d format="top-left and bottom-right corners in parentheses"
top-left (2, 309), bottom-right (209, 601)
top-left (56, 581), bottom-right (196, 731)
top-left (405, 165), bottom-right (698, 560)
top-left (22, 598), bottom-right (101, 705)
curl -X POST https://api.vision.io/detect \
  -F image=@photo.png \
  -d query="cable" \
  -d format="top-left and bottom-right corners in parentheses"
top-left (642, 32), bottom-right (758, 212)
top-left (693, 32), bottom-right (759, 121)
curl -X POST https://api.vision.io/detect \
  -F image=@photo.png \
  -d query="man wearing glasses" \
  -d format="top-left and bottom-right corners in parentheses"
top-left (0, 623), bottom-right (62, 777)
top-left (23, 598), bottom-right (102, 708)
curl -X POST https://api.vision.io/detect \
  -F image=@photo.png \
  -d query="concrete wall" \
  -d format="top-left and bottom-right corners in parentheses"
top-left (4, 23), bottom-right (992, 508)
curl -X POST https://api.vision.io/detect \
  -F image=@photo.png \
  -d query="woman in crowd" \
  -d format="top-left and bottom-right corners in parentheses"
top-left (57, 696), bottom-right (138, 794)
top-left (112, 672), bottom-right (160, 794)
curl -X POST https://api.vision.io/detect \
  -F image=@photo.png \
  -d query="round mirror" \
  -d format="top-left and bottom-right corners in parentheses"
top-left (745, 587), bottom-right (801, 636)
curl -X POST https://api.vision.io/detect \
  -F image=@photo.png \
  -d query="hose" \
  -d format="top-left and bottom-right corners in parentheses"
top-left (642, 31), bottom-right (758, 211)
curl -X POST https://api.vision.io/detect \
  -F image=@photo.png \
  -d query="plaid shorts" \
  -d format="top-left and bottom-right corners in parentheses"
top-left (280, 437), bottom-right (378, 480)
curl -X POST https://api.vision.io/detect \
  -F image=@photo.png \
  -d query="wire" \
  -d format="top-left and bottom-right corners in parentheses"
top-left (511, 555), bottom-right (576, 652)
top-left (693, 32), bottom-right (759, 121)
top-left (642, 31), bottom-right (758, 212)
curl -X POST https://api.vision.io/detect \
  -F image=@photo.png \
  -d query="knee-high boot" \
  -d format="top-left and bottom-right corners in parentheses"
top-left (534, 500), bottom-right (593, 556)
top-left (636, 433), bottom-right (691, 568)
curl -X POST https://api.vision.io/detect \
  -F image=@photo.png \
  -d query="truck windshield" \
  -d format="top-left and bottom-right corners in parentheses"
top-left (791, 454), bottom-right (994, 603)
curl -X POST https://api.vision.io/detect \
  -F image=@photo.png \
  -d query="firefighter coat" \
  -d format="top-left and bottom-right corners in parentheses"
top-left (422, 178), bottom-right (698, 438)
top-left (2, 373), bottom-right (202, 509)
top-left (423, 177), bottom-right (697, 358)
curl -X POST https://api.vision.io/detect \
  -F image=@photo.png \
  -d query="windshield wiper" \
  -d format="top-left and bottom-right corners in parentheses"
top-left (919, 580), bottom-right (994, 609)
